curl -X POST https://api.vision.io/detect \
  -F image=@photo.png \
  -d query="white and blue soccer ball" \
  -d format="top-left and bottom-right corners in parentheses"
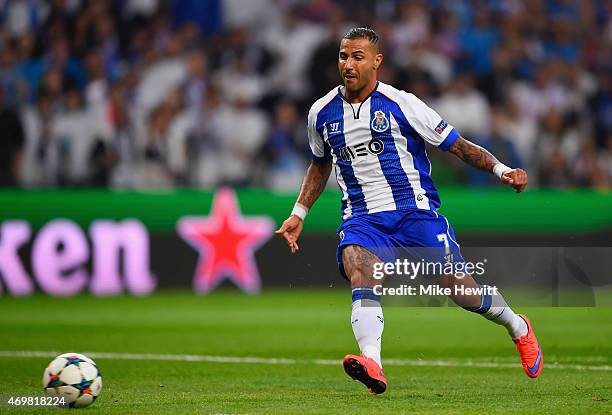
top-left (43, 353), bottom-right (103, 408)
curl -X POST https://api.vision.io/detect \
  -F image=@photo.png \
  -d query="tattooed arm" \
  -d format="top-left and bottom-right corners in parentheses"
top-left (275, 157), bottom-right (333, 253)
top-left (449, 136), bottom-right (528, 193)
top-left (449, 136), bottom-right (501, 172)
top-left (296, 158), bottom-right (333, 209)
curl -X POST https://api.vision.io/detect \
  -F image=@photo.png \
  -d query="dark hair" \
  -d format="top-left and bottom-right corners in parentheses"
top-left (342, 27), bottom-right (380, 49)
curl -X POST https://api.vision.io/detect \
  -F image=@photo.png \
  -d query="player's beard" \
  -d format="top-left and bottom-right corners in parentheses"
top-left (346, 74), bottom-right (370, 95)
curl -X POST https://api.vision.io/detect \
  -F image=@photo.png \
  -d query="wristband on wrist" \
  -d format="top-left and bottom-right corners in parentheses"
top-left (291, 203), bottom-right (308, 221)
top-left (493, 163), bottom-right (511, 179)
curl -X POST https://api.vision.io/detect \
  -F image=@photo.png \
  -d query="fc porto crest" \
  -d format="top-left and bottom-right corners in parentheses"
top-left (371, 110), bottom-right (390, 132)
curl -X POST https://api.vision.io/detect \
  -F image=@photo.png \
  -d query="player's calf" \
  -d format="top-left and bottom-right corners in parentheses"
top-left (440, 272), bottom-right (542, 377)
top-left (438, 273), bottom-right (481, 309)
top-left (342, 245), bottom-right (386, 387)
top-left (439, 273), bottom-right (527, 339)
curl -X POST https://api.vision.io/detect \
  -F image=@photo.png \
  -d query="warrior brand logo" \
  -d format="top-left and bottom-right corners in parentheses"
top-left (337, 139), bottom-right (385, 162)
top-left (328, 122), bottom-right (340, 133)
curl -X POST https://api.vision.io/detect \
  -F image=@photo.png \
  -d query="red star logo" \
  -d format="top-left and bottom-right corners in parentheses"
top-left (177, 188), bottom-right (274, 293)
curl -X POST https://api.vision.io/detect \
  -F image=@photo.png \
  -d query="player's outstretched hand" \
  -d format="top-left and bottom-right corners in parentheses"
top-left (275, 215), bottom-right (304, 254)
top-left (501, 168), bottom-right (528, 193)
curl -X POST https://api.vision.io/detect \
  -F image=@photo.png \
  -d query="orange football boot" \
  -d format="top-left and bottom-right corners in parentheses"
top-left (343, 354), bottom-right (387, 395)
top-left (514, 314), bottom-right (543, 378)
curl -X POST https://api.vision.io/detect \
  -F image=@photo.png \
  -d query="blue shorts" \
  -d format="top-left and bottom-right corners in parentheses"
top-left (336, 210), bottom-right (464, 281)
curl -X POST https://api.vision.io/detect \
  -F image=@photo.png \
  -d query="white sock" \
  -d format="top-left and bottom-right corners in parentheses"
top-left (468, 285), bottom-right (528, 339)
top-left (351, 288), bottom-right (384, 367)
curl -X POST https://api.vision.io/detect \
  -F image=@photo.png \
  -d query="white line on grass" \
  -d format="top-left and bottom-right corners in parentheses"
top-left (0, 351), bottom-right (610, 372)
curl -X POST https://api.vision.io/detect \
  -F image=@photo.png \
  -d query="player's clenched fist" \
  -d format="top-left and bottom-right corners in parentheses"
top-left (500, 168), bottom-right (528, 193)
top-left (275, 215), bottom-right (303, 254)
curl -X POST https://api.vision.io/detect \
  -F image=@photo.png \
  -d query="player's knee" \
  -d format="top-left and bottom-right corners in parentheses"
top-left (342, 245), bottom-right (382, 289)
top-left (349, 273), bottom-right (378, 289)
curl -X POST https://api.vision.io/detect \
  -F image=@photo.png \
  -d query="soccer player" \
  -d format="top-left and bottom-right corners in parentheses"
top-left (276, 27), bottom-right (542, 394)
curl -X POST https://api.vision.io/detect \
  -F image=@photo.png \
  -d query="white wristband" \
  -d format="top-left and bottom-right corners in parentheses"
top-left (493, 163), bottom-right (511, 179)
top-left (291, 203), bottom-right (308, 221)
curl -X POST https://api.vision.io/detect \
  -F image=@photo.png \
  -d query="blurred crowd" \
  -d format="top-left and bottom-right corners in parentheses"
top-left (0, 0), bottom-right (611, 190)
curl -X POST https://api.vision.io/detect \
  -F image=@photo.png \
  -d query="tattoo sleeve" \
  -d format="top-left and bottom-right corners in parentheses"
top-left (296, 158), bottom-right (333, 209)
top-left (448, 136), bottom-right (501, 173)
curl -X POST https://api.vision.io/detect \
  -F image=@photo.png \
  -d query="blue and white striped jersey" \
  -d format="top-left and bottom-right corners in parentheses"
top-left (308, 81), bottom-right (460, 220)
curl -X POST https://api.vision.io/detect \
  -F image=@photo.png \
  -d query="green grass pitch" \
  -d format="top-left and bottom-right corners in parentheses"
top-left (0, 290), bottom-right (610, 414)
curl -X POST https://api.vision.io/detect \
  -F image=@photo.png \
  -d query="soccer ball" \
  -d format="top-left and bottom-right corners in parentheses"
top-left (42, 353), bottom-right (102, 408)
